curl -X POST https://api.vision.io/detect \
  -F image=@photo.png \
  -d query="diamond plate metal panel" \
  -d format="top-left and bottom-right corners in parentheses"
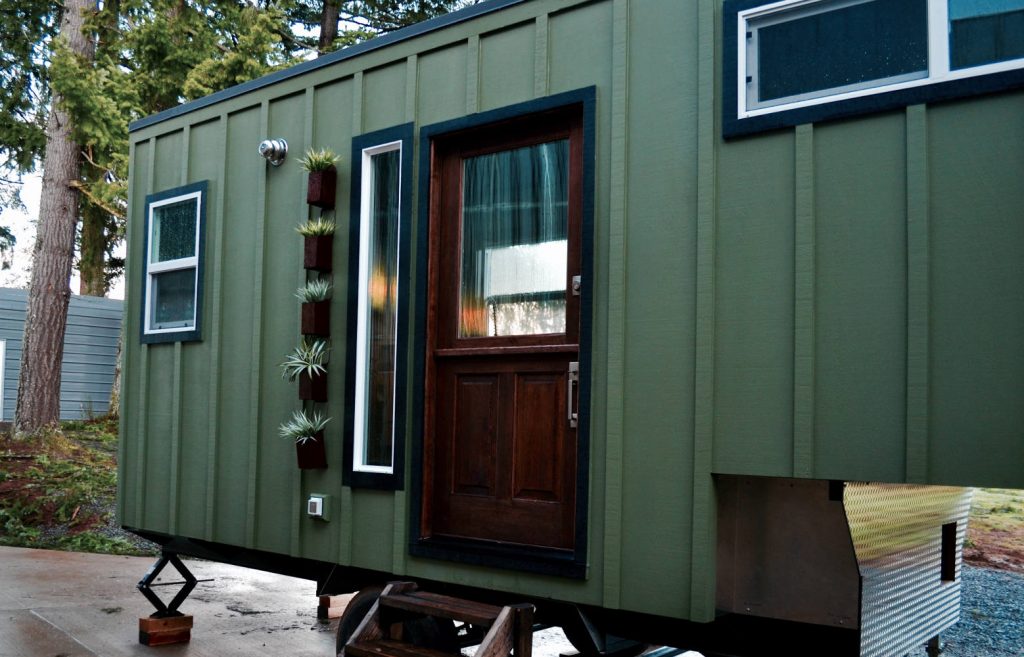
top-left (844, 483), bottom-right (973, 657)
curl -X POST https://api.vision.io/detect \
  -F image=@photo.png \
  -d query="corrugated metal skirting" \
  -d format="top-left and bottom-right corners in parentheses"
top-left (845, 483), bottom-right (973, 657)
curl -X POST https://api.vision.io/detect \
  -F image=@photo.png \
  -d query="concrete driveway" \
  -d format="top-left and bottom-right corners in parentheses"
top-left (0, 546), bottom-right (339, 657)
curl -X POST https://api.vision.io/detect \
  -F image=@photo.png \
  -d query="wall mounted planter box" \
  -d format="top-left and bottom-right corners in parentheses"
top-left (304, 235), bottom-right (333, 271)
top-left (299, 371), bottom-right (327, 402)
top-left (306, 169), bottom-right (337, 209)
top-left (295, 433), bottom-right (327, 469)
top-left (302, 301), bottom-right (330, 336)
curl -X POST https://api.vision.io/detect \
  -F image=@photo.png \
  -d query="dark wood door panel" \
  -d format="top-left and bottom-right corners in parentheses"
top-left (431, 357), bottom-right (576, 550)
top-left (512, 371), bottom-right (568, 502)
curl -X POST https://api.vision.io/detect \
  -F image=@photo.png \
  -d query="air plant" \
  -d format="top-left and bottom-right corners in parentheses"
top-left (278, 409), bottom-right (331, 445)
top-left (298, 147), bottom-right (340, 172)
top-left (295, 279), bottom-right (332, 303)
top-left (280, 338), bottom-right (330, 381)
top-left (296, 217), bottom-right (336, 237)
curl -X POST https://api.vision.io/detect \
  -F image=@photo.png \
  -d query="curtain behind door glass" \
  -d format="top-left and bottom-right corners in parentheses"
top-left (362, 149), bottom-right (400, 468)
top-left (460, 139), bottom-right (569, 338)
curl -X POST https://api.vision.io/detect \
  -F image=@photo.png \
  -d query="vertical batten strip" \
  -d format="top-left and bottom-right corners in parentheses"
top-left (339, 76), bottom-right (365, 565)
top-left (293, 87), bottom-right (318, 558)
top-left (134, 139), bottom-right (157, 528)
top-left (466, 35), bottom-right (480, 114)
top-left (793, 124), bottom-right (815, 478)
top-left (247, 101), bottom-right (271, 548)
top-left (117, 141), bottom-right (137, 525)
top-left (533, 14), bottom-right (549, 98)
top-left (167, 127), bottom-right (191, 534)
top-left (168, 342), bottom-right (183, 533)
top-left (690, 0), bottom-right (718, 622)
top-left (393, 56), bottom-right (419, 576)
top-left (205, 114), bottom-right (229, 540)
top-left (602, 0), bottom-right (629, 611)
top-left (905, 104), bottom-right (930, 484)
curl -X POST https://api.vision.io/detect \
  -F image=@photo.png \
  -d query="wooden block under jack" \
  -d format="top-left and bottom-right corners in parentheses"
top-left (139, 614), bottom-right (193, 646)
top-left (318, 593), bottom-right (353, 620)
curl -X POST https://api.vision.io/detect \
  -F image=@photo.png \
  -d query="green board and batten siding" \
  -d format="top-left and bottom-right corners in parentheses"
top-left (121, 0), bottom-right (1024, 625)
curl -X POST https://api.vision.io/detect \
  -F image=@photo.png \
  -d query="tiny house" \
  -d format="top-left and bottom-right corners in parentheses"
top-left (120, 1), bottom-right (1024, 655)
top-left (1, 287), bottom-right (122, 421)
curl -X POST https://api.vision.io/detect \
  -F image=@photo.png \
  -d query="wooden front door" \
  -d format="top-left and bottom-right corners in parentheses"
top-left (423, 107), bottom-right (583, 552)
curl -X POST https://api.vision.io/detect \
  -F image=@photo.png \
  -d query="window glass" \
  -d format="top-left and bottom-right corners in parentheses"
top-left (360, 149), bottom-right (401, 469)
top-left (150, 268), bottom-right (196, 329)
top-left (151, 199), bottom-right (197, 263)
top-left (754, 0), bottom-right (928, 107)
top-left (950, 0), bottom-right (1024, 69)
top-left (458, 140), bottom-right (569, 338)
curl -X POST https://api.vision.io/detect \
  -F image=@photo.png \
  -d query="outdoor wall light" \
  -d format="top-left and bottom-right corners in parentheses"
top-left (258, 138), bottom-right (288, 166)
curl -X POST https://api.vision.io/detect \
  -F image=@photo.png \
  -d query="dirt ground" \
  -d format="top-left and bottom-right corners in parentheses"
top-left (963, 488), bottom-right (1024, 574)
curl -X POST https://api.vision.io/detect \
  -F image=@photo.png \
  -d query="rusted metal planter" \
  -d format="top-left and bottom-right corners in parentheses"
top-left (306, 168), bottom-right (337, 209)
top-left (301, 301), bottom-right (330, 336)
top-left (304, 235), bottom-right (333, 271)
top-left (298, 370), bottom-right (327, 402)
top-left (295, 432), bottom-right (327, 469)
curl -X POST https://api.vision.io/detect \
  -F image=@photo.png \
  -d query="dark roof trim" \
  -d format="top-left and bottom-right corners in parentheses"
top-left (129, 0), bottom-right (527, 133)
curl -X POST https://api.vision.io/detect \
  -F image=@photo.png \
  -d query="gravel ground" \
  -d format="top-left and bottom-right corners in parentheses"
top-left (906, 565), bottom-right (1024, 657)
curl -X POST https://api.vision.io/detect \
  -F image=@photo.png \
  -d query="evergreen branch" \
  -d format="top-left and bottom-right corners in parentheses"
top-left (69, 180), bottom-right (125, 219)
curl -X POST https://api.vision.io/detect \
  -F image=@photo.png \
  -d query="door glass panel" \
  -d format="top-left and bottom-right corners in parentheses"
top-left (949, 0), bottom-right (1024, 69)
top-left (151, 198), bottom-right (197, 263)
top-left (459, 139), bottom-right (569, 338)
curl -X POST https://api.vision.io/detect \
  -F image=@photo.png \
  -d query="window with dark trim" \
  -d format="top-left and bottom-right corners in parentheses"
top-left (140, 181), bottom-right (207, 344)
top-left (725, 0), bottom-right (1024, 136)
top-left (344, 123), bottom-right (413, 490)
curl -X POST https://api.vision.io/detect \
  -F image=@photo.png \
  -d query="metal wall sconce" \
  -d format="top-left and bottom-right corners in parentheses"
top-left (258, 138), bottom-right (288, 166)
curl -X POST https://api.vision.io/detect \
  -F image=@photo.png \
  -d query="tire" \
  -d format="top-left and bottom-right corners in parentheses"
top-left (336, 586), bottom-right (458, 657)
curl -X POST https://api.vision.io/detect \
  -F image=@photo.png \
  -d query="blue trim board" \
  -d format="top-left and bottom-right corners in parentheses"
top-left (343, 123), bottom-right (415, 491)
top-left (139, 180), bottom-right (208, 345)
top-left (409, 86), bottom-right (597, 578)
top-left (129, 0), bottom-right (526, 133)
top-left (723, 0), bottom-right (1024, 138)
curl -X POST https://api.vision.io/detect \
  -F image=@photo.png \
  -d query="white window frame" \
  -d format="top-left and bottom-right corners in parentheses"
top-left (143, 190), bottom-right (202, 335)
top-left (352, 140), bottom-right (403, 475)
top-left (737, 0), bottom-right (1024, 119)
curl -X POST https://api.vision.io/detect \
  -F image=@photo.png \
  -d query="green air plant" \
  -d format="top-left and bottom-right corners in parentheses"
top-left (278, 409), bottom-right (331, 445)
top-left (280, 338), bottom-right (330, 381)
top-left (295, 279), bottom-right (332, 303)
top-left (298, 147), bottom-right (340, 172)
top-left (296, 217), bottom-right (337, 237)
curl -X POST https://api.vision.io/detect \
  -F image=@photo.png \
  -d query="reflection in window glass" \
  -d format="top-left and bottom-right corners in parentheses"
top-left (357, 148), bottom-right (400, 470)
top-left (950, 0), bottom-right (1024, 69)
top-left (752, 0), bottom-right (928, 107)
top-left (459, 140), bottom-right (569, 338)
top-left (151, 269), bottom-right (196, 329)
top-left (151, 199), bottom-right (197, 262)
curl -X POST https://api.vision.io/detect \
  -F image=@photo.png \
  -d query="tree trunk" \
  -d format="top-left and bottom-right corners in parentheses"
top-left (78, 201), bottom-right (108, 296)
top-left (318, 0), bottom-right (340, 54)
top-left (13, 0), bottom-right (94, 437)
top-left (108, 329), bottom-right (122, 418)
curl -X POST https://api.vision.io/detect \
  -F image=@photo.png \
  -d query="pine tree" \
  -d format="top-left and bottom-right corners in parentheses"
top-left (14, 0), bottom-right (95, 435)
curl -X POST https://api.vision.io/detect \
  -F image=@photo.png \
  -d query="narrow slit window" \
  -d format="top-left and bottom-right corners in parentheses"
top-left (353, 141), bottom-right (402, 477)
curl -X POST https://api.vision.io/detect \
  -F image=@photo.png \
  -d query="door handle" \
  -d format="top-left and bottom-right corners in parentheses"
top-left (567, 361), bottom-right (579, 429)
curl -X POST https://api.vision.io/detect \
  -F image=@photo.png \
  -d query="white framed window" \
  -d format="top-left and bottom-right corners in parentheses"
top-left (141, 181), bottom-right (206, 343)
top-left (345, 124), bottom-right (412, 490)
top-left (735, 0), bottom-right (1024, 119)
top-left (352, 139), bottom-right (402, 477)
